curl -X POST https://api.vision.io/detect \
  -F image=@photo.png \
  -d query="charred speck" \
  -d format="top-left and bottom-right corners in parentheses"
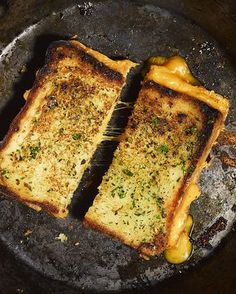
top-left (177, 113), bottom-right (187, 122)
top-left (158, 129), bottom-right (165, 135)
top-left (57, 52), bottom-right (65, 59)
top-left (61, 83), bottom-right (68, 91)
top-left (168, 101), bottom-right (173, 107)
top-left (160, 86), bottom-right (177, 97)
top-left (81, 159), bottom-right (86, 165)
top-left (130, 122), bottom-right (137, 130)
top-left (59, 128), bottom-right (64, 135)
top-left (47, 95), bottom-right (58, 109)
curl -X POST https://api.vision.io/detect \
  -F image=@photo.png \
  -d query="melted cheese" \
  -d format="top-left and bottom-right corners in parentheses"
top-left (147, 56), bottom-right (200, 85)
top-left (71, 40), bottom-right (136, 77)
top-left (23, 90), bottom-right (30, 100)
top-left (167, 183), bottom-right (200, 248)
top-left (164, 215), bottom-right (193, 264)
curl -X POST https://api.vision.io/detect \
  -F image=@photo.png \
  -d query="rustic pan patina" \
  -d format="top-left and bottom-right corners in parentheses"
top-left (0, 0), bottom-right (235, 293)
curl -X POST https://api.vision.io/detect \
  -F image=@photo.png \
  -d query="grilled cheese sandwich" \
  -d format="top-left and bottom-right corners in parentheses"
top-left (0, 40), bottom-right (137, 217)
top-left (85, 56), bottom-right (229, 256)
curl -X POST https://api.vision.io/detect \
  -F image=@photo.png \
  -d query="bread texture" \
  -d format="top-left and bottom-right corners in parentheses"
top-left (84, 57), bottom-right (229, 256)
top-left (0, 40), bottom-right (136, 217)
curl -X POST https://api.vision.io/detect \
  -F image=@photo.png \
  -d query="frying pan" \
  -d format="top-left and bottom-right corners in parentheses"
top-left (0, 0), bottom-right (235, 293)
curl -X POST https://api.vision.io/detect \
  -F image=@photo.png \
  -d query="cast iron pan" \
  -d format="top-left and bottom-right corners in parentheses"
top-left (0, 0), bottom-right (235, 293)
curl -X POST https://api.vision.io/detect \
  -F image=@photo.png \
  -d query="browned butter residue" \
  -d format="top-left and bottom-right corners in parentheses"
top-left (218, 131), bottom-right (236, 168)
top-left (220, 151), bottom-right (236, 168)
top-left (217, 130), bottom-right (236, 145)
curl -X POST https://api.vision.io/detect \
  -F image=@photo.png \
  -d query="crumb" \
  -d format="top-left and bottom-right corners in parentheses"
top-left (20, 64), bottom-right (27, 73)
top-left (75, 242), bottom-right (80, 246)
top-left (20, 240), bottom-right (23, 244)
top-left (16, 289), bottom-right (24, 293)
top-left (139, 253), bottom-right (150, 260)
top-left (24, 229), bottom-right (33, 237)
top-left (70, 34), bottom-right (78, 40)
top-left (55, 233), bottom-right (68, 242)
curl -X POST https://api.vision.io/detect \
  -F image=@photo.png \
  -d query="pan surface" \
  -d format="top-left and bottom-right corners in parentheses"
top-left (0, 0), bottom-right (235, 292)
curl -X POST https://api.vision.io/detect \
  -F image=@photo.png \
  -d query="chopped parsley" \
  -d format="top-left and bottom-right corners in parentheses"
top-left (180, 161), bottom-right (194, 175)
top-left (123, 169), bottom-right (133, 177)
top-left (186, 125), bottom-right (197, 135)
top-left (153, 117), bottom-right (159, 128)
top-left (72, 133), bottom-right (81, 140)
top-left (1, 168), bottom-right (9, 179)
top-left (180, 159), bottom-right (187, 173)
top-left (160, 144), bottom-right (169, 153)
top-left (187, 166), bottom-right (194, 175)
top-left (111, 186), bottom-right (126, 199)
top-left (29, 144), bottom-right (41, 159)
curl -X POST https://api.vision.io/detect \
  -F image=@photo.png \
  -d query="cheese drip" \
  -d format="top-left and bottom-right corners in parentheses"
top-left (164, 215), bottom-right (193, 264)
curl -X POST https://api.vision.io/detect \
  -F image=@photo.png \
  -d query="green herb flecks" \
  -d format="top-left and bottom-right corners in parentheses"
top-left (123, 169), bottom-right (133, 177)
top-left (1, 168), bottom-right (9, 179)
top-left (180, 159), bottom-right (187, 174)
top-left (153, 117), bottom-right (159, 128)
top-left (111, 186), bottom-right (126, 199)
top-left (29, 144), bottom-right (41, 159)
top-left (187, 166), bottom-right (194, 175)
top-left (186, 125), bottom-right (197, 135)
top-left (16, 149), bottom-right (24, 161)
top-left (72, 133), bottom-right (81, 140)
top-left (160, 144), bottom-right (169, 154)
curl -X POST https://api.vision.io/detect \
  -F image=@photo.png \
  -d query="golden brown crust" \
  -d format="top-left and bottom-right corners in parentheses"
top-left (85, 61), bottom-right (229, 256)
top-left (0, 40), bottom-right (137, 217)
top-left (83, 218), bottom-right (141, 250)
top-left (146, 65), bottom-right (229, 249)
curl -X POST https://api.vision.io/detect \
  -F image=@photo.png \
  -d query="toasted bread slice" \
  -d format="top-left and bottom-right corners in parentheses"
top-left (85, 57), bottom-right (229, 256)
top-left (0, 40), bottom-right (137, 217)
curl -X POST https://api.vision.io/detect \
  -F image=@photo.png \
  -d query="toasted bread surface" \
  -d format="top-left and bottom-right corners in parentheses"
top-left (0, 40), bottom-right (136, 217)
top-left (85, 61), bottom-right (229, 255)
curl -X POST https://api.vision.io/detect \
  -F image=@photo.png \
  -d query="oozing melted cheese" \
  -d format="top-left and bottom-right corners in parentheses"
top-left (167, 183), bottom-right (200, 248)
top-left (164, 215), bottom-right (193, 264)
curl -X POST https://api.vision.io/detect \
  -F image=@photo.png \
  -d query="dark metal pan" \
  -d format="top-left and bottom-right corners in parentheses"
top-left (0, 0), bottom-right (235, 293)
